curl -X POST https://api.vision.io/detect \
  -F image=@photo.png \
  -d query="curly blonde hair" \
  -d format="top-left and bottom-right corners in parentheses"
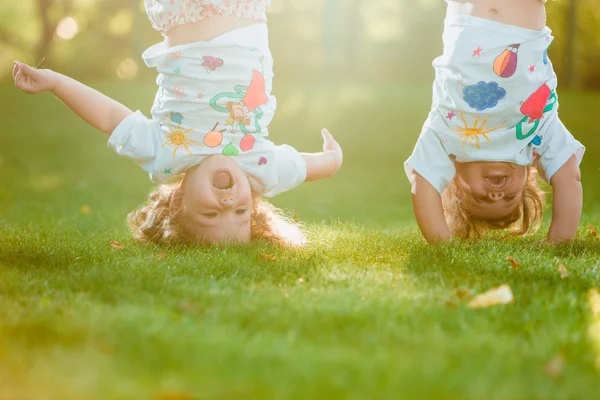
top-left (128, 180), bottom-right (304, 246)
top-left (442, 166), bottom-right (545, 238)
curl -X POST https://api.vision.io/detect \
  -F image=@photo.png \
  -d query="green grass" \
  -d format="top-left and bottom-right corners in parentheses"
top-left (2, 79), bottom-right (600, 399)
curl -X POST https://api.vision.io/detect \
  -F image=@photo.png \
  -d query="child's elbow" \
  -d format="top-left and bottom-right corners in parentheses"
top-left (551, 156), bottom-right (581, 186)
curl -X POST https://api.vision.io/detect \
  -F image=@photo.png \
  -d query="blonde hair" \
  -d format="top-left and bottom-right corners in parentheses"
top-left (128, 180), bottom-right (304, 246)
top-left (442, 166), bottom-right (545, 238)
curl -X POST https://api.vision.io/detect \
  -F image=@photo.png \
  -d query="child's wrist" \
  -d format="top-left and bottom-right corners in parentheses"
top-left (46, 69), bottom-right (59, 92)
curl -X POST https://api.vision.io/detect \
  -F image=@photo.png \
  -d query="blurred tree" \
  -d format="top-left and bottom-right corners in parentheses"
top-left (0, 0), bottom-right (599, 89)
top-left (37, 0), bottom-right (74, 61)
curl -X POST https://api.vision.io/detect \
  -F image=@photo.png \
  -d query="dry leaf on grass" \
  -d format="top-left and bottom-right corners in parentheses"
top-left (544, 354), bottom-right (565, 380)
top-left (80, 205), bottom-right (92, 215)
top-left (259, 254), bottom-right (276, 262)
top-left (176, 301), bottom-right (205, 315)
top-left (589, 225), bottom-right (598, 238)
top-left (467, 284), bottom-right (514, 309)
top-left (445, 299), bottom-right (460, 308)
top-left (109, 241), bottom-right (124, 249)
top-left (444, 288), bottom-right (472, 308)
top-left (557, 264), bottom-right (569, 279)
top-left (455, 288), bottom-right (473, 300)
top-left (507, 256), bottom-right (523, 269)
top-left (153, 252), bottom-right (167, 260)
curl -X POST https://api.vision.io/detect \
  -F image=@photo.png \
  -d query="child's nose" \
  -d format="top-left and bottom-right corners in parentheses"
top-left (220, 197), bottom-right (235, 207)
top-left (488, 192), bottom-right (505, 201)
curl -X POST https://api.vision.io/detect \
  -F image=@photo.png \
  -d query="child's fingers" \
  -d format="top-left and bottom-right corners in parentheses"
top-left (321, 129), bottom-right (337, 146)
top-left (12, 61), bottom-right (19, 80)
top-left (18, 62), bottom-right (40, 80)
top-left (321, 129), bottom-right (341, 151)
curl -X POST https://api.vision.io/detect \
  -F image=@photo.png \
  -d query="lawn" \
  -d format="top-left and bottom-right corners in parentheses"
top-left (1, 79), bottom-right (600, 399)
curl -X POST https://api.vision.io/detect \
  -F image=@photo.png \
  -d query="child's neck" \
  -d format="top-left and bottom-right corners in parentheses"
top-left (447, 0), bottom-right (547, 31)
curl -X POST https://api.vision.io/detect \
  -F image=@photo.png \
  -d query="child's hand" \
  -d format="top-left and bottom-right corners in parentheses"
top-left (321, 129), bottom-right (343, 176)
top-left (301, 129), bottom-right (343, 182)
top-left (13, 61), bottom-right (56, 94)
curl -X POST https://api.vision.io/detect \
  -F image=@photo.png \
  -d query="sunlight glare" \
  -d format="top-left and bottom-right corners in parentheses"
top-left (116, 58), bottom-right (139, 80)
top-left (588, 289), bottom-right (600, 370)
top-left (55, 17), bottom-right (79, 40)
top-left (108, 10), bottom-right (133, 36)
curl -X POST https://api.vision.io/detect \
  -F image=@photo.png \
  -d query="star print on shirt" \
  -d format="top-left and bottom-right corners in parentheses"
top-left (446, 111), bottom-right (456, 120)
top-left (164, 168), bottom-right (171, 174)
top-left (174, 66), bottom-right (181, 75)
top-left (197, 92), bottom-right (205, 99)
top-left (473, 47), bottom-right (483, 57)
top-left (529, 65), bottom-right (535, 72)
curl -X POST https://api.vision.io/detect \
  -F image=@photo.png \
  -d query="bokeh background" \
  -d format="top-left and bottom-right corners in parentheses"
top-left (1, 0), bottom-right (599, 87)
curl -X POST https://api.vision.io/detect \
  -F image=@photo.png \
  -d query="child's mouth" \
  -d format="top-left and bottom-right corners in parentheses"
top-left (485, 175), bottom-right (508, 189)
top-left (213, 170), bottom-right (234, 190)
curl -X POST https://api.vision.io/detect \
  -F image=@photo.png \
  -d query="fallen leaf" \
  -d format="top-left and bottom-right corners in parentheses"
top-left (557, 264), bottom-right (569, 279)
top-left (155, 393), bottom-right (194, 400)
top-left (455, 287), bottom-right (473, 300)
top-left (259, 254), bottom-right (276, 262)
top-left (467, 284), bottom-right (514, 309)
top-left (109, 241), bottom-right (124, 249)
top-left (507, 256), bottom-right (523, 269)
top-left (544, 354), bottom-right (564, 380)
top-left (154, 252), bottom-right (167, 260)
top-left (445, 298), bottom-right (459, 308)
top-left (176, 301), bottom-right (205, 315)
top-left (80, 205), bottom-right (92, 215)
top-left (589, 225), bottom-right (598, 238)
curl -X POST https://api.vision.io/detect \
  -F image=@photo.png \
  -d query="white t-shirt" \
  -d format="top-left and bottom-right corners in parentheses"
top-left (405, 15), bottom-right (584, 195)
top-left (109, 111), bottom-right (306, 198)
top-left (108, 23), bottom-right (306, 198)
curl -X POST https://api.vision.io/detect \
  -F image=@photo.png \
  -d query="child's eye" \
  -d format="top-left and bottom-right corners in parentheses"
top-left (203, 212), bottom-right (218, 218)
top-left (474, 197), bottom-right (485, 203)
top-left (504, 195), bottom-right (516, 201)
top-left (235, 209), bottom-right (247, 215)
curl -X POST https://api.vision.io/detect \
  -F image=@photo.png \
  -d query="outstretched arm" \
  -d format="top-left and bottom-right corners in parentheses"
top-left (411, 172), bottom-right (452, 243)
top-left (547, 155), bottom-right (582, 244)
top-left (301, 129), bottom-right (343, 181)
top-left (13, 61), bottom-right (132, 136)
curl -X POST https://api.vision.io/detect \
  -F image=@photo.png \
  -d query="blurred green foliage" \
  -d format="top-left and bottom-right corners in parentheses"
top-left (0, 0), bottom-right (599, 88)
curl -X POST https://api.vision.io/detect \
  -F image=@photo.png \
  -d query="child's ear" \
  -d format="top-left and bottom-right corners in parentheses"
top-left (169, 184), bottom-right (184, 217)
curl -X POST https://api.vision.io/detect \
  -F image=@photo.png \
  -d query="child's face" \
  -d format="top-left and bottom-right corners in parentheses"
top-left (180, 156), bottom-right (253, 243)
top-left (455, 162), bottom-right (528, 220)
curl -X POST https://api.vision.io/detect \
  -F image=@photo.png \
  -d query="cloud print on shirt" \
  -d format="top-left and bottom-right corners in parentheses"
top-left (463, 81), bottom-right (507, 111)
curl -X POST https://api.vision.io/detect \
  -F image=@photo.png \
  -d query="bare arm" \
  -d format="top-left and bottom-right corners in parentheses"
top-left (547, 155), bottom-right (582, 244)
top-left (13, 61), bottom-right (132, 136)
top-left (301, 129), bottom-right (343, 182)
top-left (411, 172), bottom-right (452, 243)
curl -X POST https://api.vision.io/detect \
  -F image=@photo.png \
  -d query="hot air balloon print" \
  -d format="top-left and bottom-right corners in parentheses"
top-left (494, 44), bottom-right (520, 78)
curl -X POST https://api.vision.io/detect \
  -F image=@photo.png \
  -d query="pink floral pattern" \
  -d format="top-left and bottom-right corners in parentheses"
top-left (144, 0), bottom-right (271, 34)
top-left (174, 85), bottom-right (185, 98)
